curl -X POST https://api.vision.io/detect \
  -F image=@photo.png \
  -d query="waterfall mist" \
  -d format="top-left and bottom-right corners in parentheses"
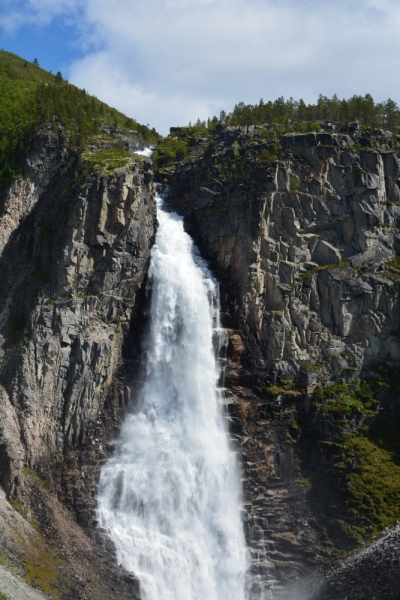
top-left (97, 190), bottom-right (248, 600)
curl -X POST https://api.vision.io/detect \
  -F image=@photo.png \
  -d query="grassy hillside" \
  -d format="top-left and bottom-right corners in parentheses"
top-left (0, 50), bottom-right (160, 186)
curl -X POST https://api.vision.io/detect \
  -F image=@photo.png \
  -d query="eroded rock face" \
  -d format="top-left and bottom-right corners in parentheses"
top-left (0, 133), bottom-right (156, 598)
top-left (165, 129), bottom-right (400, 597)
top-left (0, 129), bottom-right (71, 255)
top-left (168, 131), bottom-right (400, 381)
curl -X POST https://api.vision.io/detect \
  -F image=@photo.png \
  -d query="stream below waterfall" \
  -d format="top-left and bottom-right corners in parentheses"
top-left (97, 187), bottom-right (248, 600)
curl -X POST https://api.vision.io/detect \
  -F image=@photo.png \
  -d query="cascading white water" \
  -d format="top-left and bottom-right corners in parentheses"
top-left (97, 189), bottom-right (248, 600)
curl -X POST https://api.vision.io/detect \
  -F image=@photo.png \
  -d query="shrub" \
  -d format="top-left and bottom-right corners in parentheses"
top-left (289, 174), bottom-right (300, 192)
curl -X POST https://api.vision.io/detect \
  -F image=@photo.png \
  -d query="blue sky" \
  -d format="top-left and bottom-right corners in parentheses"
top-left (1, 0), bottom-right (400, 134)
top-left (0, 17), bottom-right (83, 75)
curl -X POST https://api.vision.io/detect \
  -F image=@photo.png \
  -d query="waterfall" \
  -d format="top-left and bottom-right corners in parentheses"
top-left (97, 189), bottom-right (248, 600)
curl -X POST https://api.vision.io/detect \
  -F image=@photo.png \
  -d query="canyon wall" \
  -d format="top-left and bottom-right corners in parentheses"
top-left (1, 122), bottom-right (400, 600)
top-left (165, 127), bottom-right (400, 598)
top-left (0, 130), bottom-right (156, 599)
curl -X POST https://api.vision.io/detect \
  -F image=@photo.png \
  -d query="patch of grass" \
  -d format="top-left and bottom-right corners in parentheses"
top-left (348, 142), bottom-right (366, 153)
top-left (304, 361), bottom-right (324, 372)
top-left (300, 258), bottom-right (349, 279)
top-left (20, 531), bottom-right (68, 599)
top-left (331, 435), bottom-right (400, 539)
top-left (387, 255), bottom-right (400, 270)
top-left (0, 591), bottom-right (10, 600)
top-left (256, 146), bottom-right (280, 168)
top-left (263, 378), bottom-right (302, 397)
top-left (81, 140), bottom-right (132, 176)
top-left (314, 379), bottom-right (378, 417)
top-left (289, 174), bottom-right (300, 192)
top-left (10, 499), bottom-right (22, 513)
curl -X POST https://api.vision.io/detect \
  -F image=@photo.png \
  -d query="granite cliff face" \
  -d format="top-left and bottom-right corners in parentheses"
top-left (2, 119), bottom-right (400, 600)
top-left (168, 128), bottom-right (400, 378)
top-left (163, 127), bottom-right (400, 598)
top-left (0, 129), bottom-right (156, 599)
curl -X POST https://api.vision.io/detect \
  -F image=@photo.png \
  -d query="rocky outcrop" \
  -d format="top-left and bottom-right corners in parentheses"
top-left (0, 131), bottom-right (156, 598)
top-left (164, 127), bottom-right (400, 597)
top-left (312, 523), bottom-right (400, 600)
top-left (168, 130), bottom-right (400, 380)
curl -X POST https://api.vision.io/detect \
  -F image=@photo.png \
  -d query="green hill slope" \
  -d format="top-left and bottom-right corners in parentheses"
top-left (0, 50), bottom-right (159, 186)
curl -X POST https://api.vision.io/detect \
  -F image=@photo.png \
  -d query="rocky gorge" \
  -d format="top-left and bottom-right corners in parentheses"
top-left (1, 105), bottom-right (400, 600)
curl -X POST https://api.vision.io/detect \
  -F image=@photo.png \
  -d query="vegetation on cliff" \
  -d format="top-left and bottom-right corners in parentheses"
top-left (294, 370), bottom-right (400, 550)
top-left (220, 94), bottom-right (400, 130)
top-left (154, 93), bottom-right (400, 173)
top-left (0, 50), bottom-right (159, 186)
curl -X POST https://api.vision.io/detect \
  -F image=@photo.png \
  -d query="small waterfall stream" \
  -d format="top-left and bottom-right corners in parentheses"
top-left (97, 189), bottom-right (248, 600)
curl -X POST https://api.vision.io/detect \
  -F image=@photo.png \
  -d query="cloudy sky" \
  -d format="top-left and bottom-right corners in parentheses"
top-left (0, 0), bottom-right (399, 134)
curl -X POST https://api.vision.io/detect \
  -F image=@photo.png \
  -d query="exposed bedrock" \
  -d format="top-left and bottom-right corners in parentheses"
top-left (165, 129), bottom-right (400, 597)
top-left (0, 132), bottom-right (156, 598)
top-left (168, 131), bottom-right (400, 379)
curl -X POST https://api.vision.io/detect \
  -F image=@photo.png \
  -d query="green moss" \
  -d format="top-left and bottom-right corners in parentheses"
top-left (330, 435), bottom-right (400, 539)
top-left (263, 378), bottom-right (302, 397)
top-left (0, 591), bottom-right (10, 600)
top-left (10, 499), bottom-right (22, 513)
top-left (298, 369), bottom-right (400, 548)
top-left (315, 379), bottom-right (377, 417)
top-left (286, 429), bottom-right (297, 444)
top-left (387, 255), bottom-right (400, 270)
top-left (295, 477), bottom-right (312, 486)
top-left (256, 147), bottom-right (280, 168)
top-left (289, 174), bottom-right (300, 192)
top-left (21, 532), bottom-right (68, 599)
top-left (304, 361), bottom-right (324, 372)
top-left (348, 142), bottom-right (366, 153)
top-left (81, 140), bottom-right (132, 176)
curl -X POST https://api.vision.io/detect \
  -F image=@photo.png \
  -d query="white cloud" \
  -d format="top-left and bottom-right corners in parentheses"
top-left (0, 0), bottom-right (81, 32)
top-left (2, 0), bottom-right (400, 133)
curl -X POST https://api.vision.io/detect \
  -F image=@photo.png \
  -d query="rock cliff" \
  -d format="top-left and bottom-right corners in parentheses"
top-left (163, 126), bottom-right (400, 598)
top-left (2, 115), bottom-right (400, 599)
top-left (0, 129), bottom-right (156, 599)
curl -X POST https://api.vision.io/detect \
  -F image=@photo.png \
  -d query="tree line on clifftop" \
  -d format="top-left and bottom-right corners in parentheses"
top-left (154, 94), bottom-right (400, 172)
top-left (202, 94), bottom-right (400, 132)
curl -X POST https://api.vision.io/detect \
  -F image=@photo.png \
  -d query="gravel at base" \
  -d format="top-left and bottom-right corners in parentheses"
top-left (0, 565), bottom-right (49, 600)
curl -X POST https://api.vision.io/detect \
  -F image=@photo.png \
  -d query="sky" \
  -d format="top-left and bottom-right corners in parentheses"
top-left (0, 0), bottom-right (400, 134)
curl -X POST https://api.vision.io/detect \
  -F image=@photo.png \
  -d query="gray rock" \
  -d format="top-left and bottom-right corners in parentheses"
top-left (312, 240), bottom-right (342, 265)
